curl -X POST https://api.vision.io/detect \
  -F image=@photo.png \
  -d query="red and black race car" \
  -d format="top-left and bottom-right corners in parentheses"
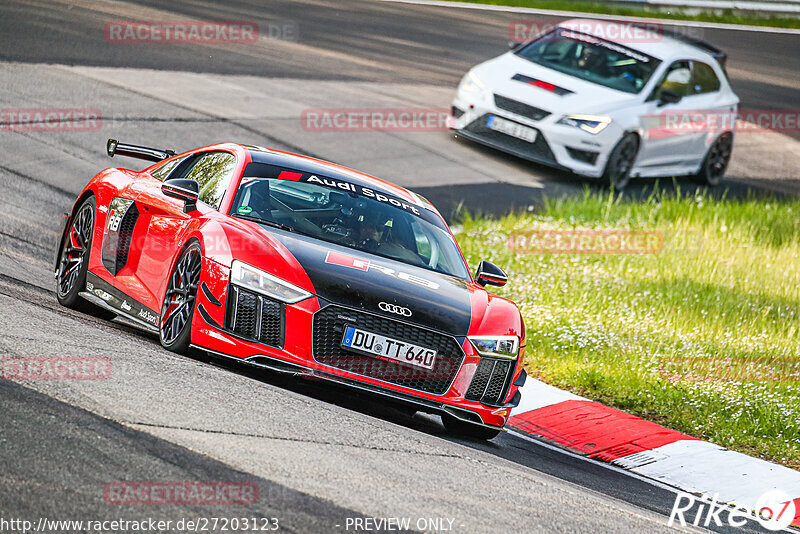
top-left (55, 140), bottom-right (527, 439)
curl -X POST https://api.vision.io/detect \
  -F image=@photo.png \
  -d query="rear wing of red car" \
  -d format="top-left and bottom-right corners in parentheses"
top-left (106, 138), bottom-right (175, 162)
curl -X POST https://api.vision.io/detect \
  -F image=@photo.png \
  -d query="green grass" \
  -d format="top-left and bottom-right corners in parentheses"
top-left (442, 0), bottom-right (800, 29)
top-left (455, 190), bottom-right (800, 469)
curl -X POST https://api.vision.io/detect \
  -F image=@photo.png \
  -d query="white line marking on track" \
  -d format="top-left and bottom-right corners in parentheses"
top-left (622, 440), bottom-right (800, 503)
top-left (507, 430), bottom-right (800, 532)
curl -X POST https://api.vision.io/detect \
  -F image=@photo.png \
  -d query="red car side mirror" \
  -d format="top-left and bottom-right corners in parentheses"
top-left (475, 260), bottom-right (508, 287)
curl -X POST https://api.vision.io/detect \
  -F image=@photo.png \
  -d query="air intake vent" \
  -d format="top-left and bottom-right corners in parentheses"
top-left (227, 287), bottom-right (284, 348)
top-left (494, 94), bottom-right (550, 121)
top-left (101, 197), bottom-right (139, 275)
top-left (465, 358), bottom-right (514, 406)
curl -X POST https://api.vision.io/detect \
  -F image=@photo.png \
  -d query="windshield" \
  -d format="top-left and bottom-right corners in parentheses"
top-left (516, 29), bottom-right (661, 94)
top-left (230, 163), bottom-right (470, 279)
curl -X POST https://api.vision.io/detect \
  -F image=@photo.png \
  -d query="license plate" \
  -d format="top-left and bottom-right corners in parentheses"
top-left (341, 326), bottom-right (436, 370)
top-left (487, 115), bottom-right (537, 143)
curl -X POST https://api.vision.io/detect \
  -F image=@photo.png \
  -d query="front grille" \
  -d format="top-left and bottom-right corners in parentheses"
top-left (226, 286), bottom-right (284, 348)
top-left (312, 306), bottom-right (465, 395)
top-left (465, 358), bottom-right (514, 405)
top-left (494, 94), bottom-right (550, 121)
top-left (464, 114), bottom-right (557, 164)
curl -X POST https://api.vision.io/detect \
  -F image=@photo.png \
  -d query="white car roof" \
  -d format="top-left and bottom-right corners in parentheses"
top-left (556, 18), bottom-right (717, 64)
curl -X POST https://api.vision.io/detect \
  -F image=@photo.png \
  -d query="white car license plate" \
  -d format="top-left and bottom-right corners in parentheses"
top-left (341, 326), bottom-right (436, 370)
top-left (487, 115), bottom-right (537, 143)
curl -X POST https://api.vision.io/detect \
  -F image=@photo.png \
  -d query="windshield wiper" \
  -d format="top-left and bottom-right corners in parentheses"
top-left (233, 214), bottom-right (297, 233)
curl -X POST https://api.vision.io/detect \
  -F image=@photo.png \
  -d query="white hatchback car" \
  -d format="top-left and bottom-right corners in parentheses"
top-left (451, 19), bottom-right (739, 188)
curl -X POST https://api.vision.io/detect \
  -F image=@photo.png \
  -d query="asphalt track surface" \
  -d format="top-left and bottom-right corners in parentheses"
top-left (0, 1), bottom-right (797, 533)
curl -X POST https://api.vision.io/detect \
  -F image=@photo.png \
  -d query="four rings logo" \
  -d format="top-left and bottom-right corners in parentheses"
top-left (378, 302), bottom-right (412, 317)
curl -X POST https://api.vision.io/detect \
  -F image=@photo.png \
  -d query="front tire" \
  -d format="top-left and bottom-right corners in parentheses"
top-left (159, 242), bottom-right (202, 353)
top-left (602, 133), bottom-right (639, 190)
top-left (55, 197), bottom-right (115, 319)
top-left (695, 132), bottom-right (732, 186)
top-left (442, 414), bottom-right (502, 441)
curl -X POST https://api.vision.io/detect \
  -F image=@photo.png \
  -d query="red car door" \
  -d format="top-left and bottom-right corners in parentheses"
top-left (131, 151), bottom-right (238, 314)
top-left (90, 169), bottom-right (160, 312)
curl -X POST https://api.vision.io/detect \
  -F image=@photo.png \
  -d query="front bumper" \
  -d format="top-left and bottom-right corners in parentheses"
top-left (191, 263), bottom-right (524, 429)
top-left (451, 89), bottom-right (622, 178)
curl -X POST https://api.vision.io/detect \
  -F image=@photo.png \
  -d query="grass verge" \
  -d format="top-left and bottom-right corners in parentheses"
top-left (455, 190), bottom-right (800, 469)
top-left (438, 0), bottom-right (800, 29)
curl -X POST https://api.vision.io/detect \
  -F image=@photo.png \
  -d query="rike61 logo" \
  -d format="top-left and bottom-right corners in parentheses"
top-left (669, 490), bottom-right (797, 531)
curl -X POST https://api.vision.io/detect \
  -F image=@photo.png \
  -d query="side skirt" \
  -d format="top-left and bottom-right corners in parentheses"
top-left (80, 272), bottom-right (160, 332)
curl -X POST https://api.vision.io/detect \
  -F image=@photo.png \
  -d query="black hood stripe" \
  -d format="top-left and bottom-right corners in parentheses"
top-left (267, 229), bottom-right (473, 336)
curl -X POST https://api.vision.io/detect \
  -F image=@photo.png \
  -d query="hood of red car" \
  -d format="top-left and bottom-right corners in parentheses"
top-left (266, 228), bottom-right (474, 336)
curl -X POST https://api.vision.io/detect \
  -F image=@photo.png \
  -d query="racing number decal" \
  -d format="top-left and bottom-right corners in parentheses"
top-left (107, 210), bottom-right (123, 232)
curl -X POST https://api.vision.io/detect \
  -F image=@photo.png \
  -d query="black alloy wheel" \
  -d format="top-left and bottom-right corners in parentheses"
top-left (56, 197), bottom-right (115, 318)
top-left (159, 242), bottom-right (202, 352)
top-left (696, 132), bottom-right (733, 186)
top-left (602, 133), bottom-right (639, 190)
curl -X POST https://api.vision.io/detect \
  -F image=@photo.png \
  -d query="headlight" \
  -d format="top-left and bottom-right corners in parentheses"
top-left (557, 114), bottom-right (612, 134)
top-left (230, 260), bottom-right (313, 304)
top-left (459, 71), bottom-right (487, 95)
top-left (468, 336), bottom-right (520, 359)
